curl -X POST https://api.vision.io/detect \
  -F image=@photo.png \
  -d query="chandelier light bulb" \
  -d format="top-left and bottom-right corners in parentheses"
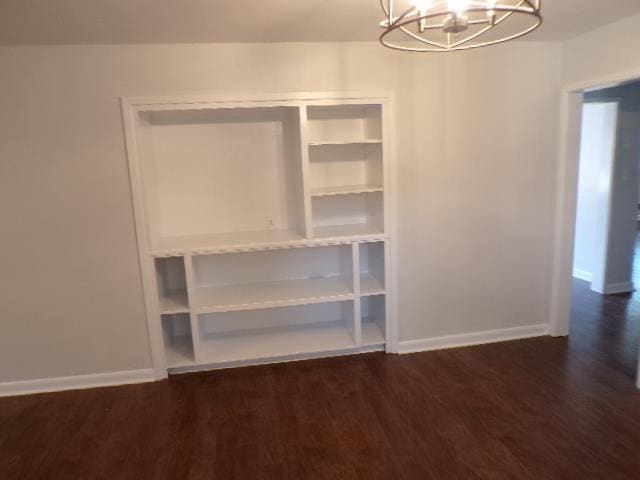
top-left (448, 0), bottom-right (469, 14)
top-left (486, 0), bottom-right (497, 17)
top-left (412, 0), bottom-right (433, 13)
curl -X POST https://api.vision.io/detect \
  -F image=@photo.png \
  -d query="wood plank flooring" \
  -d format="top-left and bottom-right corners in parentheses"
top-left (1, 279), bottom-right (639, 479)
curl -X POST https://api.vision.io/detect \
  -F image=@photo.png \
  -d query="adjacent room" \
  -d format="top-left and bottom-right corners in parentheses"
top-left (1, 1), bottom-right (639, 478)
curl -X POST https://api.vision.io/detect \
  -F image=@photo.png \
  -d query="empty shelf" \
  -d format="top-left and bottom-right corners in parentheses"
top-left (362, 321), bottom-right (385, 347)
top-left (313, 223), bottom-right (385, 240)
top-left (194, 276), bottom-right (354, 313)
top-left (308, 139), bottom-right (382, 146)
top-left (310, 184), bottom-right (383, 197)
top-left (198, 321), bottom-right (356, 364)
top-left (360, 274), bottom-right (385, 296)
top-left (165, 336), bottom-right (194, 368)
top-left (151, 229), bottom-right (305, 256)
top-left (159, 290), bottom-right (189, 314)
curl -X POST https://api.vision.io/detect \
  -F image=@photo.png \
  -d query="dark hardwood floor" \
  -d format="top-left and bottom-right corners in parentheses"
top-left (1, 280), bottom-right (639, 479)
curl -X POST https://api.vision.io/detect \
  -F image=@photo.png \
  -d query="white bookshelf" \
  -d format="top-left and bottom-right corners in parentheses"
top-left (122, 92), bottom-right (394, 376)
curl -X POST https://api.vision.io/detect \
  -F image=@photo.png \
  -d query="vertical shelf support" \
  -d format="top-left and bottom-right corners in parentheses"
top-left (148, 258), bottom-right (169, 378)
top-left (383, 240), bottom-right (395, 353)
top-left (183, 254), bottom-right (202, 363)
top-left (352, 242), bottom-right (362, 346)
top-left (298, 105), bottom-right (314, 239)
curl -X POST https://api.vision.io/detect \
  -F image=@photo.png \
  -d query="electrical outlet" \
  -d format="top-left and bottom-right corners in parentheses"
top-left (265, 217), bottom-right (274, 231)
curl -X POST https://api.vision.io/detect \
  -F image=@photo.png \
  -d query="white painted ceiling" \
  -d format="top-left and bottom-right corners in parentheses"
top-left (1, 1), bottom-right (639, 45)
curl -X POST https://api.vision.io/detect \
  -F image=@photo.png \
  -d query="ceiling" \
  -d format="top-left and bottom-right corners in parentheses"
top-left (1, 1), bottom-right (640, 45)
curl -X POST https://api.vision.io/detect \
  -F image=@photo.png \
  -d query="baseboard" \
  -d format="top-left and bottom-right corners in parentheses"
top-left (0, 369), bottom-right (156, 398)
top-left (398, 324), bottom-right (550, 354)
top-left (603, 281), bottom-right (635, 295)
top-left (170, 345), bottom-right (385, 375)
top-left (572, 268), bottom-right (592, 282)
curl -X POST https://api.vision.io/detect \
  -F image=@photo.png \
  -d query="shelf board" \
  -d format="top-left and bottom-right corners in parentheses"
top-left (360, 273), bottom-right (385, 296)
top-left (151, 228), bottom-right (305, 256)
top-left (165, 336), bottom-right (195, 368)
top-left (310, 184), bottom-right (383, 197)
top-left (313, 223), bottom-right (385, 240)
top-left (194, 276), bottom-right (354, 314)
top-left (308, 139), bottom-right (382, 146)
top-left (198, 321), bottom-right (356, 364)
top-left (362, 321), bottom-right (385, 347)
top-left (150, 228), bottom-right (387, 257)
top-left (159, 290), bottom-right (189, 314)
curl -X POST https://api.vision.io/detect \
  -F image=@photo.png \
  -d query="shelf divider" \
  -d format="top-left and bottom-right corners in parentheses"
top-left (183, 254), bottom-right (202, 363)
top-left (352, 243), bottom-right (362, 346)
top-left (299, 105), bottom-right (314, 239)
top-left (310, 184), bottom-right (383, 197)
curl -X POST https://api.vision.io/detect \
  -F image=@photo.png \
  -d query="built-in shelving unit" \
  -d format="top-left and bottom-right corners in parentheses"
top-left (123, 92), bottom-right (394, 376)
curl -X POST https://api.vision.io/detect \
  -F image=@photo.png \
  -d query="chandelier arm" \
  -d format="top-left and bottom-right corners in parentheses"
top-left (391, 5), bottom-right (418, 26)
top-left (422, 22), bottom-right (449, 30)
top-left (461, 16), bottom-right (541, 49)
top-left (378, 0), bottom-right (391, 24)
top-left (398, 32), bottom-right (450, 50)
top-left (396, 29), bottom-right (449, 49)
top-left (466, 18), bottom-right (492, 26)
top-left (420, 17), bottom-right (502, 31)
top-left (449, 6), bottom-right (518, 49)
top-left (389, 8), bottom-right (451, 49)
top-left (379, 0), bottom-right (451, 48)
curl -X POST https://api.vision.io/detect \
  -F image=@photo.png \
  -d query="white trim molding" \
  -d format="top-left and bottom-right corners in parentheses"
top-left (572, 268), bottom-right (592, 282)
top-left (398, 324), bottom-right (550, 354)
top-left (602, 281), bottom-right (635, 295)
top-left (0, 369), bottom-right (156, 398)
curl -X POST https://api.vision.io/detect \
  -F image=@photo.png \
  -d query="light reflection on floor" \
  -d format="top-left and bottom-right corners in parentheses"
top-left (570, 230), bottom-right (640, 381)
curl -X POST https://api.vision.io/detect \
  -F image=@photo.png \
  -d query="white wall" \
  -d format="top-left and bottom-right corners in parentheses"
top-left (573, 102), bottom-right (618, 285)
top-left (0, 42), bottom-right (562, 383)
top-left (563, 13), bottom-right (640, 86)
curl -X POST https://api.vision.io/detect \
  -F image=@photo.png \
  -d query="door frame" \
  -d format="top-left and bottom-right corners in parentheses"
top-left (549, 68), bottom-right (640, 388)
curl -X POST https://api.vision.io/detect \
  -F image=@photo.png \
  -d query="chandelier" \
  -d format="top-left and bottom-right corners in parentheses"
top-left (379, 0), bottom-right (542, 52)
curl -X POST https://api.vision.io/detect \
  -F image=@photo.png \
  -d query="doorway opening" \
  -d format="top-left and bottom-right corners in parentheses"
top-left (572, 82), bottom-right (640, 295)
top-left (566, 80), bottom-right (640, 386)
